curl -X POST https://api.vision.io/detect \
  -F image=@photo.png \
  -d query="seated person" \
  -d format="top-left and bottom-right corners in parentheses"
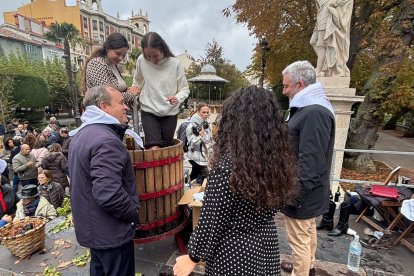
top-left (37, 170), bottom-right (65, 209)
top-left (14, 184), bottom-right (57, 222)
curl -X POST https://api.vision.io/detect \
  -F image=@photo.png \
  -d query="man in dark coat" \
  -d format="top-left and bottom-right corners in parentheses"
top-left (280, 61), bottom-right (335, 276)
top-left (68, 85), bottom-right (138, 276)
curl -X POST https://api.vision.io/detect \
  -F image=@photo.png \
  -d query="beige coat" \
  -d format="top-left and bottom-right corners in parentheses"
top-left (14, 196), bottom-right (57, 222)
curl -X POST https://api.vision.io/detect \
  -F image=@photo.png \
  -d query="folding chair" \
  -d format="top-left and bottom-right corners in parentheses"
top-left (356, 166), bottom-right (414, 252)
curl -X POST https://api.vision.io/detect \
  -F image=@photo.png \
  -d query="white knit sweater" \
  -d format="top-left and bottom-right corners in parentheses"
top-left (133, 55), bottom-right (190, 116)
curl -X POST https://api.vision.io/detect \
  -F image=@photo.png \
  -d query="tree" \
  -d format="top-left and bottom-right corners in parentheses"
top-left (0, 75), bottom-right (16, 123)
top-left (44, 22), bottom-right (81, 117)
top-left (0, 53), bottom-right (70, 110)
top-left (225, 0), bottom-right (413, 171)
top-left (125, 47), bottom-right (142, 75)
top-left (344, 0), bottom-right (414, 171)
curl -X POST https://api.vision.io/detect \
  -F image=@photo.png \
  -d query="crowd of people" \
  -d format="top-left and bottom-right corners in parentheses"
top-left (0, 116), bottom-right (71, 227)
top-left (0, 30), bottom-right (338, 276)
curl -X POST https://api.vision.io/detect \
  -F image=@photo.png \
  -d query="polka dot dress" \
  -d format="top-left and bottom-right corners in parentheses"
top-left (187, 157), bottom-right (281, 275)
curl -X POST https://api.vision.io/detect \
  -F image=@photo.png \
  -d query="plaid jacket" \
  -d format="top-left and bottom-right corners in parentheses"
top-left (85, 56), bottom-right (134, 105)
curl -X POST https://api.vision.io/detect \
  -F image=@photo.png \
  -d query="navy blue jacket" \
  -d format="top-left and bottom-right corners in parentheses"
top-left (281, 105), bottom-right (335, 219)
top-left (68, 124), bottom-right (138, 249)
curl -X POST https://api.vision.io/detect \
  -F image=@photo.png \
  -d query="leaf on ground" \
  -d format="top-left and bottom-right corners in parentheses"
top-left (55, 239), bottom-right (65, 246)
top-left (51, 250), bottom-right (60, 256)
top-left (40, 262), bottom-right (47, 267)
top-left (14, 260), bottom-right (20, 265)
top-left (64, 242), bottom-right (72, 249)
top-left (58, 260), bottom-right (72, 268)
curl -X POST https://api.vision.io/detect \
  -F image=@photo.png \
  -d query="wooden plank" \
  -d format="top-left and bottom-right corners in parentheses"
top-left (134, 150), bottom-right (147, 224)
top-left (169, 145), bottom-right (177, 214)
top-left (162, 148), bottom-right (171, 217)
top-left (153, 149), bottom-right (164, 223)
top-left (144, 149), bottom-right (155, 225)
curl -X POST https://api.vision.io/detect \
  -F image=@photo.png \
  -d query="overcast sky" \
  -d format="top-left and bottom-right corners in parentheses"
top-left (0, 0), bottom-right (257, 71)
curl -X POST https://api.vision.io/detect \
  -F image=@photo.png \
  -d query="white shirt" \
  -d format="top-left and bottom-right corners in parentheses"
top-left (133, 55), bottom-right (190, 117)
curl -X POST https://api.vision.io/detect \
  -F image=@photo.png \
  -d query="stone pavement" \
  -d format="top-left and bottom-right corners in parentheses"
top-left (372, 130), bottom-right (414, 170)
top-left (1, 211), bottom-right (412, 276)
top-left (2, 116), bottom-right (411, 275)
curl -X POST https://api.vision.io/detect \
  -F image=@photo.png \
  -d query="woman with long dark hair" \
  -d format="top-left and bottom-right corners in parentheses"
top-left (83, 32), bottom-right (139, 104)
top-left (174, 86), bottom-right (298, 276)
top-left (133, 32), bottom-right (189, 149)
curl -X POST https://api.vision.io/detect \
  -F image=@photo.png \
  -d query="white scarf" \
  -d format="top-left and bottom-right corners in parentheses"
top-left (289, 82), bottom-right (335, 115)
top-left (69, 105), bottom-right (144, 148)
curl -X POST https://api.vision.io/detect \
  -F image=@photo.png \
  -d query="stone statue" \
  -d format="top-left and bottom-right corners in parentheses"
top-left (310, 0), bottom-right (353, 77)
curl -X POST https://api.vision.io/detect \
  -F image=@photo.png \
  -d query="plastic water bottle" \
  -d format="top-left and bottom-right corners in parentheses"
top-left (373, 231), bottom-right (384, 240)
top-left (347, 235), bottom-right (362, 272)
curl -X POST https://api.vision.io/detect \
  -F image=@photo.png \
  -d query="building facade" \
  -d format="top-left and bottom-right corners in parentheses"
top-left (3, 0), bottom-right (149, 66)
top-left (0, 15), bottom-right (64, 61)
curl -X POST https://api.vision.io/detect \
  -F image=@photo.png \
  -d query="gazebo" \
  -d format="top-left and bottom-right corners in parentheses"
top-left (188, 64), bottom-right (228, 104)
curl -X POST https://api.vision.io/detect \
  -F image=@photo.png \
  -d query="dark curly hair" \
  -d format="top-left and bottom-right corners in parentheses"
top-left (210, 85), bottom-right (298, 210)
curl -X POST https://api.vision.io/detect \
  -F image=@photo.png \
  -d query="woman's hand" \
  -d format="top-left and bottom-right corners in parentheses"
top-left (166, 96), bottom-right (179, 105)
top-left (128, 86), bottom-right (141, 96)
top-left (173, 255), bottom-right (197, 276)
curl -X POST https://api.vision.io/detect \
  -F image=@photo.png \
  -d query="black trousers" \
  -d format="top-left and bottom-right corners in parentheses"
top-left (189, 160), bottom-right (209, 182)
top-left (90, 240), bottom-right (135, 276)
top-left (141, 111), bottom-right (177, 148)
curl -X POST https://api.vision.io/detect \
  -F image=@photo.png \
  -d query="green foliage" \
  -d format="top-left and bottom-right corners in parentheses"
top-left (12, 74), bottom-right (49, 108)
top-left (124, 75), bottom-right (133, 87)
top-left (0, 75), bottom-right (17, 123)
top-left (49, 214), bottom-right (72, 234)
top-left (72, 250), bottom-right (91, 267)
top-left (45, 22), bottom-right (82, 111)
top-left (44, 22), bottom-right (81, 47)
top-left (43, 266), bottom-right (61, 276)
top-left (0, 53), bottom-right (70, 109)
top-left (56, 197), bottom-right (71, 216)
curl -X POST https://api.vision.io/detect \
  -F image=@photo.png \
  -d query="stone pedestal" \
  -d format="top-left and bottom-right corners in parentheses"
top-left (318, 77), bottom-right (365, 194)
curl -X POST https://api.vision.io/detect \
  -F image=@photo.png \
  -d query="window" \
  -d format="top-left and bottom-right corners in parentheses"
top-left (83, 17), bottom-right (88, 29)
top-left (127, 33), bottom-right (131, 42)
top-left (85, 46), bottom-right (90, 55)
top-left (93, 34), bottom-right (98, 42)
top-left (24, 44), bottom-right (41, 60)
top-left (84, 32), bottom-right (89, 39)
top-left (100, 35), bottom-right (104, 43)
top-left (99, 21), bottom-right (104, 32)
top-left (92, 20), bottom-right (97, 31)
top-left (105, 25), bottom-right (109, 35)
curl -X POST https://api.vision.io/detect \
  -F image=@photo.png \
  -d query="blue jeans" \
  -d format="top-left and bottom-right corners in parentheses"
top-left (12, 174), bottom-right (20, 193)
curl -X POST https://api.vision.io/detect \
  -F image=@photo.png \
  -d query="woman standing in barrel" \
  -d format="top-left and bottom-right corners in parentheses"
top-left (84, 32), bottom-right (140, 104)
top-left (133, 32), bottom-right (189, 150)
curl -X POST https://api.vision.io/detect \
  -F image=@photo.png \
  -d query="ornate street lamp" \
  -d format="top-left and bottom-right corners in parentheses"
top-left (72, 60), bottom-right (81, 127)
top-left (259, 37), bottom-right (270, 88)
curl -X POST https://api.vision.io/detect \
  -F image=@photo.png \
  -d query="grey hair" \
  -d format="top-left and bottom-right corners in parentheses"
top-left (282, 60), bottom-right (316, 86)
top-left (83, 85), bottom-right (113, 107)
